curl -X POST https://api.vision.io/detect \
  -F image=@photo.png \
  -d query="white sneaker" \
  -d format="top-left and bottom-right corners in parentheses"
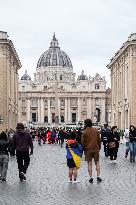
top-left (110, 160), bottom-right (113, 164)
top-left (68, 180), bottom-right (72, 183)
top-left (73, 180), bottom-right (80, 184)
top-left (113, 160), bottom-right (117, 164)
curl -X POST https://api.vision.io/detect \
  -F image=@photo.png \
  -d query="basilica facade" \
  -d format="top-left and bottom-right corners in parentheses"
top-left (18, 34), bottom-right (108, 126)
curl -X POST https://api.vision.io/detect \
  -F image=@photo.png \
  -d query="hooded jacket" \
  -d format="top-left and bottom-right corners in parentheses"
top-left (13, 129), bottom-right (33, 152)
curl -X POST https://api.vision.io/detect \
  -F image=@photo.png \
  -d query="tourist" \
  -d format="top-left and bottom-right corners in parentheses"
top-left (107, 126), bottom-right (120, 164)
top-left (13, 123), bottom-right (33, 181)
top-left (0, 132), bottom-right (10, 181)
top-left (66, 132), bottom-right (82, 183)
top-left (129, 125), bottom-right (136, 162)
top-left (81, 119), bottom-right (102, 183)
top-left (124, 128), bottom-right (130, 158)
top-left (101, 124), bottom-right (110, 157)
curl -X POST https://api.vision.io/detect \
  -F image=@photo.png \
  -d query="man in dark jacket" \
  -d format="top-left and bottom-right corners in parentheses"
top-left (13, 123), bottom-right (33, 181)
top-left (81, 119), bottom-right (102, 183)
top-left (101, 124), bottom-right (110, 157)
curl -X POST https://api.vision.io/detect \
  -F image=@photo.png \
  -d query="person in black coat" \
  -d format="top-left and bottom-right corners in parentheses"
top-left (107, 126), bottom-right (120, 164)
top-left (129, 125), bottom-right (136, 162)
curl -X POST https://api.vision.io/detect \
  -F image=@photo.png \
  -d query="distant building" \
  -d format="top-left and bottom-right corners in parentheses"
top-left (0, 31), bottom-right (21, 131)
top-left (107, 33), bottom-right (136, 129)
top-left (18, 34), bottom-right (108, 126)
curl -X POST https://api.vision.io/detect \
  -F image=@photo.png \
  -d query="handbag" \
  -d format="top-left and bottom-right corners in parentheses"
top-left (67, 143), bottom-right (81, 169)
top-left (108, 142), bottom-right (116, 148)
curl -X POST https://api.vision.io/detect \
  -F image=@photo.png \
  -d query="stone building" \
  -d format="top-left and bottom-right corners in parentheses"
top-left (18, 34), bottom-right (107, 126)
top-left (0, 31), bottom-right (21, 131)
top-left (107, 33), bottom-right (136, 129)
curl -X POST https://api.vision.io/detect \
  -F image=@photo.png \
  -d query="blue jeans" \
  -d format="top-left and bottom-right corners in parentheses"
top-left (129, 142), bottom-right (136, 161)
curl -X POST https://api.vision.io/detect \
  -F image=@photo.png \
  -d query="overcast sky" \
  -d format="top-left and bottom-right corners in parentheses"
top-left (0, 0), bottom-right (136, 87)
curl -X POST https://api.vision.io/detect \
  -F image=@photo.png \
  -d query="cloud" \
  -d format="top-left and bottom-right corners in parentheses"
top-left (0, 0), bottom-right (136, 88)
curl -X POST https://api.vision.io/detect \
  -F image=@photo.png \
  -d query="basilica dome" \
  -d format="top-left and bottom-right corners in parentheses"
top-left (21, 70), bottom-right (31, 80)
top-left (37, 34), bottom-right (73, 69)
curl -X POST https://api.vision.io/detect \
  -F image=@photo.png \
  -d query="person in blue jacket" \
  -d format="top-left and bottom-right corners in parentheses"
top-left (66, 132), bottom-right (82, 183)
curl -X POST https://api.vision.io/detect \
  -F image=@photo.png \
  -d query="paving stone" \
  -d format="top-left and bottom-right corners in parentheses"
top-left (0, 142), bottom-right (136, 205)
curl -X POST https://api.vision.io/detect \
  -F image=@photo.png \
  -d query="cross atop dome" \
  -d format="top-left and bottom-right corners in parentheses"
top-left (50, 33), bottom-right (59, 48)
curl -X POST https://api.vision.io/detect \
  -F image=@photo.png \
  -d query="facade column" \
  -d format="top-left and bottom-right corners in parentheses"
top-left (87, 97), bottom-right (91, 119)
top-left (40, 98), bottom-right (44, 123)
top-left (78, 97), bottom-right (81, 122)
top-left (68, 98), bottom-right (71, 123)
top-left (48, 98), bottom-right (51, 123)
top-left (27, 99), bottom-right (31, 122)
top-left (65, 98), bottom-right (67, 124)
top-left (58, 98), bottom-right (60, 123)
top-left (101, 97), bottom-right (105, 124)
top-left (38, 98), bottom-right (41, 123)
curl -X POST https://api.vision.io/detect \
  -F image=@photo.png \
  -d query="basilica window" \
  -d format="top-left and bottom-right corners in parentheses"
top-left (70, 98), bottom-right (77, 106)
top-left (31, 99), bottom-right (38, 107)
top-left (95, 97), bottom-right (100, 106)
top-left (22, 100), bottom-right (25, 107)
top-left (60, 75), bottom-right (62, 80)
top-left (61, 116), bottom-right (64, 123)
top-left (32, 85), bottom-right (36, 90)
top-left (44, 86), bottom-right (47, 90)
top-left (83, 98), bottom-right (87, 106)
top-left (44, 99), bottom-right (48, 106)
top-left (50, 98), bottom-right (55, 107)
top-left (60, 98), bottom-right (65, 106)
top-left (22, 86), bottom-right (25, 90)
top-left (95, 83), bottom-right (99, 90)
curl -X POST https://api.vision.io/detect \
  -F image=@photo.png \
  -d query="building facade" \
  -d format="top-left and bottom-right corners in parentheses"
top-left (0, 31), bottom-right (21, 131)
top-left (18, 34), bottom-right (108, 126)
top-left (107, 33), bottom-right (136, 129)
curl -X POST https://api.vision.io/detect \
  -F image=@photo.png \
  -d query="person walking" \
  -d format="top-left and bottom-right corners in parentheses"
top-left (124, 128), bottom-right (130, 158)
top-left (107, 126), bottom-right (120, 164)
top-left (13, 123), bottom-right (33, 181)
top-left (0, 132), bottom-right (10, 181)
top-left (101, 124), bottom-right (110, 157)
top-left (129, 125), bottom-right (136, 162)
top-left (66, 132), bottom-right (82, 183)
top-left (81, 119), bottom-right (102, 183)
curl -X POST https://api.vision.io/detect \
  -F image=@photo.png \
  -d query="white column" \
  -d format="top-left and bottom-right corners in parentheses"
top-left (68, 98), bottom-right (71, 123)
top-left (48, 98), bottom-right (51, 123)
top-left (101, 98), bottom-right (105, 124)
top-left (87, 97), bottom-right (91, 119)
top-left (65, 98), bottom-right (67, 123)
top-left (41, 98), bottom-right (44, 123)
top-left (38, 98), bottom-right (41, 123)
top-left (78, 97), bottom-right (81, 122)
top-left (58, 98), bottom-right (60, 123)
top-left (27, 99), bottom-right (31, 122)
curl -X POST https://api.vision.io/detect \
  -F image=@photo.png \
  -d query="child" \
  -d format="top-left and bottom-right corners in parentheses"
top-left (66, 132), bottom-right (82, 183)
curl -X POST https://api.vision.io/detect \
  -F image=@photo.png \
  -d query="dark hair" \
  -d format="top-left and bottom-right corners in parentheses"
top-left (84, 119), bottom-right (92, 128)
top-left (111, 126), bottom-right (117, 132)
top-left (16, 123), bottom-right (25, 130)
top-left (130, 125), bottom-right (135, 129)
top-left (0, 131), bottom-right (8, 141)
top-left (69, 132), bottom-right (76, 140)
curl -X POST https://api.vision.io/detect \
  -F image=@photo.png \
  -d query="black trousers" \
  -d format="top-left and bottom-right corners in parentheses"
top-left (16, 151), bottom-right (30, 179)
top-left (108, 148), bottom-right (118, 160)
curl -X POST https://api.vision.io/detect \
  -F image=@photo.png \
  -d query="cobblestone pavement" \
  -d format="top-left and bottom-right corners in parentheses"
top-left (0, 141), bottom-right (136, 205)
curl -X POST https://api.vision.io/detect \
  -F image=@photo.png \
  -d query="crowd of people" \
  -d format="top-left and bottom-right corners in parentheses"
top-left (0, 120), bottom-right (136, 184)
